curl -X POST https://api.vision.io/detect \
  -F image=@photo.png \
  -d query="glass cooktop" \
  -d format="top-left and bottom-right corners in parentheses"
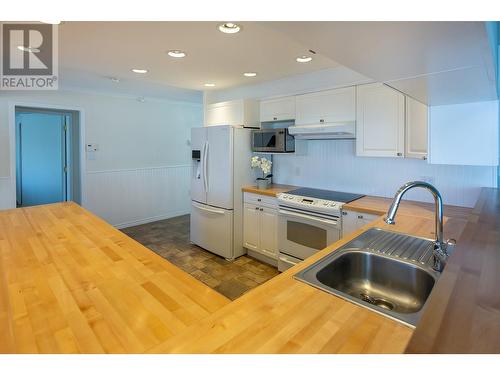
top-left (285, 188), bottom-right (365, 203)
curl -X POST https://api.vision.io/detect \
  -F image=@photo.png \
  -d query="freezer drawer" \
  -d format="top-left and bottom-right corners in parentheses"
top-left (190, 201), bottom-right (234, 259)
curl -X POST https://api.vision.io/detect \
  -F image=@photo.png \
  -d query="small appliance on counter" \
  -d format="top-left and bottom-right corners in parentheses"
top-left (277, 187), bottom-right (365, 272)
top-left (251, 128), bottom-right (295, 153)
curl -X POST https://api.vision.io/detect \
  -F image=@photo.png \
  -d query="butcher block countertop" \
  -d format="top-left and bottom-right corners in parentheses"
top-left (148, 202), bottom-right (472, 354)
top-left (242, 184), bottom-right (299, 197)
top-left (3, 186), bottom-right (498, 353)
top-left (0, 202), bottom-right (230, 353)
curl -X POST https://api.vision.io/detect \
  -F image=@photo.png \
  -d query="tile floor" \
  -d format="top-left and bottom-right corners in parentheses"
top-left (121, 215), bottom-right (279, 300)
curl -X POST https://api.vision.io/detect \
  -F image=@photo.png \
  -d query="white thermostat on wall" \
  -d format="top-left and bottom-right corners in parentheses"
top-left (86, 144), bottom-right (99, 152)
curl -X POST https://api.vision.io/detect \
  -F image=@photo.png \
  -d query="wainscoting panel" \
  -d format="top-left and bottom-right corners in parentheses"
top-left (273, 140), bottom-right (497, 208)
top-left (84, 165), bottom-right (191, 228)
top-left (0, 177), bottom-right (12, 210)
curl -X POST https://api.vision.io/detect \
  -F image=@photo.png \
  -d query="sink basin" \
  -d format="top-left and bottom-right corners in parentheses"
top-left (295, 228), bottom-right (443, 327)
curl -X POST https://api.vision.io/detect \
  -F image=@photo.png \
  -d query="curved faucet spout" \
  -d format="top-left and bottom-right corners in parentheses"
top-left (384, 181), bottom-right (447, 271)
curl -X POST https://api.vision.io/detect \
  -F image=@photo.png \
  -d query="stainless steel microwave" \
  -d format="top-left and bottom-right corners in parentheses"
top-left (251, 128), bottom-right (295, 153)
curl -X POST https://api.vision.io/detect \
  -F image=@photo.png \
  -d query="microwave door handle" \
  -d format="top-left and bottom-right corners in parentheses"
top-left (278, 209), bottom-right (338, 226)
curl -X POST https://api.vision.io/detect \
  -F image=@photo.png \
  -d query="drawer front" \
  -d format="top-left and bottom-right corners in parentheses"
top-left (243, 192), bottom-right (278, 208)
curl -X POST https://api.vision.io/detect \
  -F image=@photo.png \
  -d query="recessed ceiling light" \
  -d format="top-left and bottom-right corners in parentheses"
top-left (109, 77), bottom-right (120, 83)
top-left (243, 72), bottom-right (257, 77)
top-left (167, 50), bottom-right (186, 58)
top-left (137, 97), bottom-right (146, 103)
top-left (40, 21), bottom-right (61, 25)
top-left (218, 22), bottom-right (241, 34)
top-left (204, 83), bottom-right (216, 87)
top-left (296, 55), bottom-right (313, 63)
top-left (17, 45), bottom-right (40, 53)
top-left (131, 68), bottom-right (148, 74)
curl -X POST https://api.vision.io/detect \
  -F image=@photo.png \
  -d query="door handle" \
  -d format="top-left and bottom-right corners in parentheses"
top-left (203, 141), bottom-right (209, 192)
top-left (278, 209), bottom-right (338, 226)
top-left (192, 202), bottom-right (224, 215)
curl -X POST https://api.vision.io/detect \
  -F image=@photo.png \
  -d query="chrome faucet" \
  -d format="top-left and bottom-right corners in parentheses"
top-left (384, 181), bottom-right (451, 272)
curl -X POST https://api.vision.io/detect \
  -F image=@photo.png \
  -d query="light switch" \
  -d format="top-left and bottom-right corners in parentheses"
top-left (86, 144), bottom-right (99, 152)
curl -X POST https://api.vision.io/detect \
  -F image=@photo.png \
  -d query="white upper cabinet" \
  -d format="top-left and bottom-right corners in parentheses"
top-left (356, 83), bottom-right (405, 157)
top-left (428, 100), bottom-right (499, 166)
top-left (205, 99), bottom-right (259, 128)
top-left (260, 96), bottom-right (296, 122)
top-left (405, 96), bottom-right (428, 160)
top-left (295, 87), bottom-right (356, 126)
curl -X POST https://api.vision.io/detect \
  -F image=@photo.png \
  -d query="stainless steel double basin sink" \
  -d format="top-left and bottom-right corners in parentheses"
top-left (295, 228), bottom-right (448, 327)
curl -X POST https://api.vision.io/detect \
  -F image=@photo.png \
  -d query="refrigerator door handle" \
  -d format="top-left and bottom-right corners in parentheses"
top-left (192, 201), bottom-right (225, 215)
top-left (203, 141), bottom-right (209, 192)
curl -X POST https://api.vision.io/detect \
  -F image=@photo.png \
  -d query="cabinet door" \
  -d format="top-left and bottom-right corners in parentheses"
top-left (341, 210), bottom-right (359, 237)
top-left (243, 203), bottom-right (260, 251)
top-left (296, 87), bottom-right (356, 125)
top-left (356, 83), bottom-right (405, 157)
top-left (356, 212), bottom-right (380, 227)
top-left (260, 97), bottom-right (295, 122)
top-left (259, 207), bottom-right (278, 259)
top-left (205, 100), bottom-right (243, 127)
top-left (405, 96), bottom-right (428, 160)
top-left (342, 210), bottom-right (380, 237)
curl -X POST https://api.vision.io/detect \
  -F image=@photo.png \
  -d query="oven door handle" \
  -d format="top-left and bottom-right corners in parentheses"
top-left (278, 209), bottom-right (339, 227)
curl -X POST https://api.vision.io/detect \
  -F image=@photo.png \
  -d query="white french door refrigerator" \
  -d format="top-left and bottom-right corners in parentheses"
top-left (190, 125), bottom-right (253, 260)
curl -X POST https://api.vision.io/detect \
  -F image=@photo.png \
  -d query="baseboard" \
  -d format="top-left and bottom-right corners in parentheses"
top-left (114, 209), bottom-right (189, 229)
top-left (247, 248), bottom-right (278, 268)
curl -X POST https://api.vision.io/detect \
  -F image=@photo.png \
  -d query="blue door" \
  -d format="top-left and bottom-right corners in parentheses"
top-left (16, 112), bottom-right (66, 207)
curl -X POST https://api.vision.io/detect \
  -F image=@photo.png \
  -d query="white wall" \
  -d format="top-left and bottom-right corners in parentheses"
top-left (0, 89), bottom-right (203, 227)
top-left (273, 140), bottom-right (496, 208)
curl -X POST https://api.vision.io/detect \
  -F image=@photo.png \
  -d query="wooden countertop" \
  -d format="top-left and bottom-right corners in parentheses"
top-left (0, 202), bottom-right (229, 353)
top-left (148, 208), bottom-right (470, 354)
top-left (406, 188), bottom-right (500, 353)
top-left (1, 187), bottom-right (491, 354)
top-left (242, 184), bottom-right (299, 197)
top-left (344, 195), bottom-right (472, 220)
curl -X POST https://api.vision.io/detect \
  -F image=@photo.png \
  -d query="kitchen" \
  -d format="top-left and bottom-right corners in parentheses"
top-left (0, 5), bottom-right (500, 374)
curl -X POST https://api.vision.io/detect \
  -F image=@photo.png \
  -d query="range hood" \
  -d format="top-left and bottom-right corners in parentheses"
top-left (288, 122), bottom-right (356, 140)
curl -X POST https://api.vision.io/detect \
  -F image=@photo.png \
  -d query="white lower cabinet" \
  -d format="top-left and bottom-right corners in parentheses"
top-left (342, 209), bottom-right (380, 237)
top-left (243, 194), bottom-right (279, 261)
top-left (259, 207), bottom-right (279, 257)
top-left (243, 203), bottom-right (260, 251)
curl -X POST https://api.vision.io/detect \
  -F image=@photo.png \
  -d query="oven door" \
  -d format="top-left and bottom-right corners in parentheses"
top-left (252, 130), bottom-right (285, 152)
top-left (278, 207), bottom-right (341, 261)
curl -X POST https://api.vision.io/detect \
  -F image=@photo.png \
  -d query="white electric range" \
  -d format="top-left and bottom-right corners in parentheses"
top-left (276, 187), bottom-right (364, 272)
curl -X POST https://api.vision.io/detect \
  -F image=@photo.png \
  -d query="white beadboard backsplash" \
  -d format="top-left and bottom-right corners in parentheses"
top-left (273, 140), bottom-right (497, 208)
top-left (84, 165), bottom-right (191, 228)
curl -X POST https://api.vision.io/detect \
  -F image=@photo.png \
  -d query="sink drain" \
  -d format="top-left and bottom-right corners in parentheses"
top-left (360, 293), bottom-right (395, 311)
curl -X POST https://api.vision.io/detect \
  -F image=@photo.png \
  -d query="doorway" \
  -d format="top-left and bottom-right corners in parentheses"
top-left (15, 107), bottom-right (81, 207)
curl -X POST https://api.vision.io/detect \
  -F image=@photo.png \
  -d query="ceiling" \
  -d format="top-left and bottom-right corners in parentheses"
top-left (58, 21), bottom-right (340, 99)
top-left (266, 22), bottom-right (498, 105)
top-left (57, 21), bottom-right (498, 105)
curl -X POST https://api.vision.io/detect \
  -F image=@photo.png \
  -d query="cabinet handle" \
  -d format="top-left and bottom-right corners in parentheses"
top-left (257, 198), bottom-right (261, 202)
top-left (260, 208), bottom-right (263, 212)
top-left (397, 152), bottom-right (403, 157)
top-left (273, 117), bottom-right (277, 121)
top-left (342, 211), bottom-right (347, 216)
top-left (319, 119), bottom-right (325, 123)
top-left (422, 155), bottom-right (427, 160)
top-left (357, 215), bottom-right (364, 219)
top-left (255, 207), bottom-right (259, 210)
